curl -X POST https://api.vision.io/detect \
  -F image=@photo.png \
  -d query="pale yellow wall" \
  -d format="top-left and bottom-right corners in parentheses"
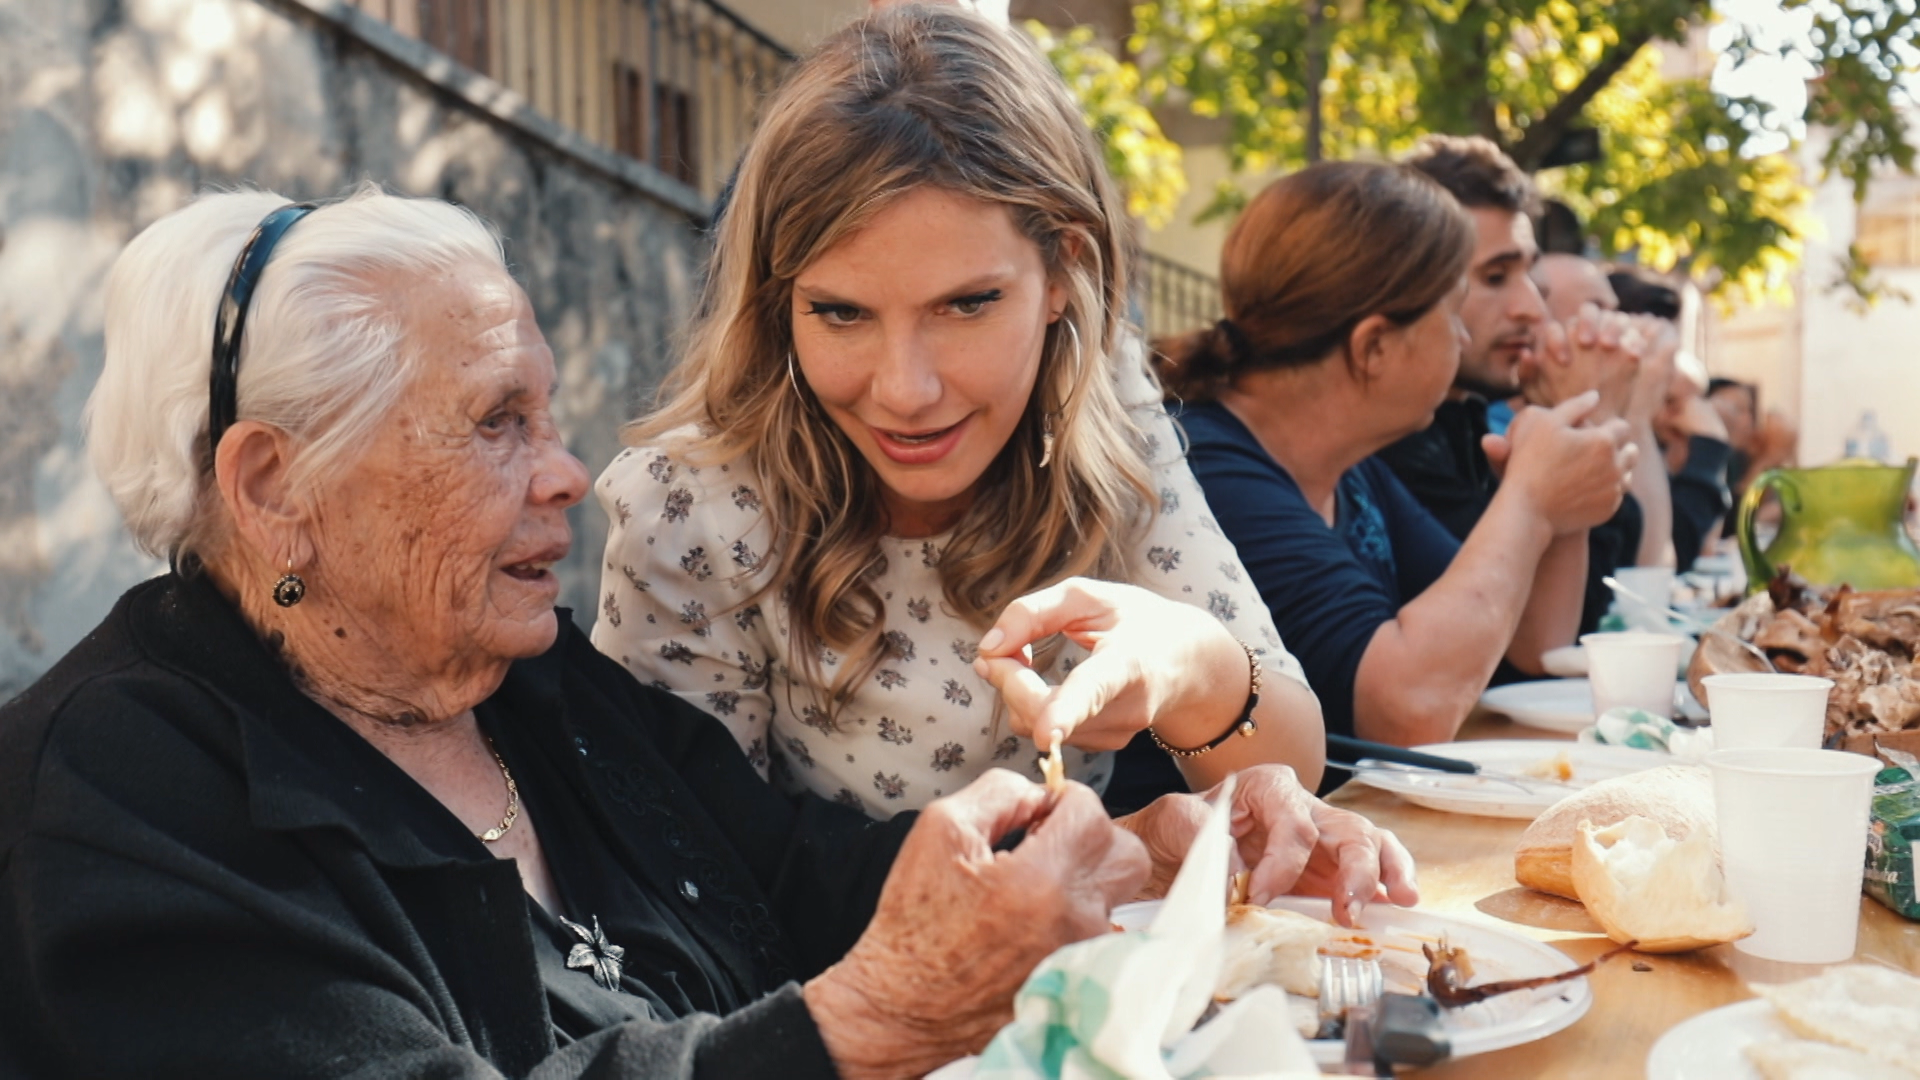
top-left (1701, 294), bottom-right (1802, 427)
top-left (1137, 141), bottom-right (1277, 277)
top-left (724, 0), bottom-right (866, 52)
top-left (1703, 123), bottom-right (1920, 468)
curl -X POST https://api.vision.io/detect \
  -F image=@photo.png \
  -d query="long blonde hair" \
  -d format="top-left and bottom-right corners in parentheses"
top-left (630, 5), bottom-right (1156, 716)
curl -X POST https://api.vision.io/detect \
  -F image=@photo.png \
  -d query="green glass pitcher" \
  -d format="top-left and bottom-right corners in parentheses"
top-left (1737, 457), bottom-right (1920, 593)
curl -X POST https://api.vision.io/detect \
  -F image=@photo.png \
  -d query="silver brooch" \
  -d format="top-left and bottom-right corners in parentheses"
top-left (559, 915), bottom-right (626, 991)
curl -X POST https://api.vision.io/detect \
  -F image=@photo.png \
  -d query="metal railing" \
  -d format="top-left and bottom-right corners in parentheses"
top-left (1139, 251), bottom-right (1221, 339)
top-left (344, 0), bottom-right (793, 205)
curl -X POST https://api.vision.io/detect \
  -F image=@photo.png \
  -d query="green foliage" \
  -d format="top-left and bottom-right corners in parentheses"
top-left (1131, 0), bottom-right (1920, 300)
top-left (1026, 21), bottom-right (1187, 228)
top-left (1830, 244), bottom-right (1915, 315)
top-left (1782, 0), bottom-right (1920, 201)
top-left (1543, 47), bottom-right (1806, 304)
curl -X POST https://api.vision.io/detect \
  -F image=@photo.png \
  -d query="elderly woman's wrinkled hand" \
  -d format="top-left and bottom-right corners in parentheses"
top-left (1115, 765), bottom-right (1418, 929)
top-left (804, 769), bottom-right (1148, 1079)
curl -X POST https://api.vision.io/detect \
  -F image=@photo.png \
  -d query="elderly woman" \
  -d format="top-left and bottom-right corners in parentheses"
top-left (595, 6), bottom-right (1326, 821)
top-left (0, 187), bottom-right (1415, 1079)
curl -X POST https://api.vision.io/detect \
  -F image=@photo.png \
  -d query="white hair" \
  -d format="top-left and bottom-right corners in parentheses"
top-left (86, 184), bottom-right (508, 561)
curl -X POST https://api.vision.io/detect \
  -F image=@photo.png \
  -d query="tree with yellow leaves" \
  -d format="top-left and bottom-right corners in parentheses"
top-left (1127, 0), bottom-right (1917, 303)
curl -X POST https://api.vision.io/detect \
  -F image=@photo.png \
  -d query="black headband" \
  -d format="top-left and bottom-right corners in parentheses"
top-left (208, 203), bottom-right (318, 454)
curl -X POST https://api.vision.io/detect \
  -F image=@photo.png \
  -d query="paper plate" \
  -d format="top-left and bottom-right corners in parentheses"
top-left (1478, 679), bottom-right (1600, 733)
top-left (1112, 897), bottom-right (1593, 1067)
top-left (1644, 999), bottom-right (1781, 1080)
top-left (1347, 740), bottom-right (1670, 819)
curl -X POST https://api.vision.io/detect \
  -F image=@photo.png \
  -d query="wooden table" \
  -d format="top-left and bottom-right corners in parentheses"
top-left (1324, 708), bottom-right (1920, 1078)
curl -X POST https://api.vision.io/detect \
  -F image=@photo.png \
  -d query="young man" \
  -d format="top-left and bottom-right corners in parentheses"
top-left (1379, 137), bottom-right (1646, 644)
top-left (1376, 136), bottom-right (1552, 538)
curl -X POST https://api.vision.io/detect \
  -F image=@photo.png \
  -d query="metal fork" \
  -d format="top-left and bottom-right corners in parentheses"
top-left (1603, 574), bottom-right (1777, 673)
top-left (1317, 953), bottom-right (1384, 1035)
top-left (1317, 953), bottom-right (1387, 1075)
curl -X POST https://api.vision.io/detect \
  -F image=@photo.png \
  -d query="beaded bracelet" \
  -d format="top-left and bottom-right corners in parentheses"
top-left (1147, 641), bottom-right (1262, 758)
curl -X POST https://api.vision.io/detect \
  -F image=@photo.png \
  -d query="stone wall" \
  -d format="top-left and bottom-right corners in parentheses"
top-left (0, 0), bottom-right (709, 700)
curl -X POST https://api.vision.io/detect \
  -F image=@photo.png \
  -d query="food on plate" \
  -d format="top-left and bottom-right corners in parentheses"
top-left (1521, 751), bottom-right (1574, 782)
top-left (1040, 730), bottom-right (1065, 794)
top-left (1688, 569), bottom-right (1920, 743)
top-left (1213, 904), bottom-right (1334, 1001)
top-left (1226, 869), bottom-right (1251, 907)
top-left (1745, 1039), bottom-right (1918, 1080)
top-left (1569, 816), bottom-right (1752, 952)
top-left (1515, 765), bottom-right (1715, 901)
top-left (1421, 939), bottom-right (1633, 1008)
top-left (1751, 965), bottom-right (1920, 1074)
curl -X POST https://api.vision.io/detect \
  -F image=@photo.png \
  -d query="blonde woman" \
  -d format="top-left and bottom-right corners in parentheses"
top-left (592, 6), bottom-right (1324, 818)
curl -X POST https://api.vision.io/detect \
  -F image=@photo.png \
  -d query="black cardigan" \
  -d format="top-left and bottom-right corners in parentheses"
top-left (0, 574), bottom-right (914, 1078)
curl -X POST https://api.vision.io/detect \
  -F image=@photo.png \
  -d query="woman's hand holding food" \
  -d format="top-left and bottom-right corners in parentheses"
top-left (972, 578), bottom-right (1254, 754)
top-left (804, 770), bottom-right (1148, 1080)
top-left (1114, 765), bottom-right (1419, 927)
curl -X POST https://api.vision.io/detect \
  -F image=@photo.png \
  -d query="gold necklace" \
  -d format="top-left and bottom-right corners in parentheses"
top-left (477, 737), bottom-right (519, 843)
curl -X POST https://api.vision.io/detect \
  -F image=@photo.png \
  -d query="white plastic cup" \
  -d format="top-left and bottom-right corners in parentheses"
top-left (1703, 673), bottom-right (1835, 750)
top-left (1613, 566), bottom-right (1677, 632)
top-left (1582, 632), bottom-right (1686, 718)
top-left (1708, 747), bottom-right (1879, 963)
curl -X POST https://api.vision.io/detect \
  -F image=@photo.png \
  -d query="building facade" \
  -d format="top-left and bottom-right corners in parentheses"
top-left (1704, 123), bottom-right (1920, 469)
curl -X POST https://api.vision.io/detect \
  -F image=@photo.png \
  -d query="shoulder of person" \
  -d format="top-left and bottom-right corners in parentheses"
top-left (598, 430), bottom-right (776, 536)
top-left (601, 426), bottom-right (744, 494)
top-left (544, 618), bottom-right (726, 753)
top-left (0, 580), bottom-right (240, 857)
top-left (1163, 400), bottom-right (1240, 449)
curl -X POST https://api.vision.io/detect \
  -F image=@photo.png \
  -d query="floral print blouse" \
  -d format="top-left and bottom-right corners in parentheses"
top-left (591, 363), bottom-right (1309, 819)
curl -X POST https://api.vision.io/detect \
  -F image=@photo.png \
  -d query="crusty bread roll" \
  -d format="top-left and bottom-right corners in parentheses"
top-left (1215, 904), bottom-right (1333, 1001)
top-left (1515, 764), bottom-right (1715, 900)
top-left (1570, 816), bottom-right (1751, 952)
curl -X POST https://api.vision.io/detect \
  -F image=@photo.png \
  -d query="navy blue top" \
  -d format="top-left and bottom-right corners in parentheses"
top-left (1177, 402), bottom-right (1460, 737)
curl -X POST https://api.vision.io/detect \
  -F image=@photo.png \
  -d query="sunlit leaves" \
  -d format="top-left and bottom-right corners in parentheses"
top-left (1131, 0), bottom-right (1919, 299)
top-left (1027, 21), bottom-right (1188, 227)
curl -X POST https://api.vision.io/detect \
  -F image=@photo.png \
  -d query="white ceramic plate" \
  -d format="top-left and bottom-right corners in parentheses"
top-left (1346, 740), bottom-right (1670, 819)
top-left (1478, 679), bottom-right (1599, 733)
top-left (1111, 896), bottom-right (1593, 1067)
top-left (1645, 999), bottom-right (1780, 1080)
top-left (1478, 679), bottom-right (1705, 732)
top-left (1539, 642), bottom-right (1698, 679)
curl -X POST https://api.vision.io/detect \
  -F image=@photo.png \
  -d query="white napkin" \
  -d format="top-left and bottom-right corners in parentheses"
top-left (946, 776), bottom-right (1322, 1080)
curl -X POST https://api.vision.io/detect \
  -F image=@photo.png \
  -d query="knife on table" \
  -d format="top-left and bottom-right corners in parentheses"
top-left (1325, 734), bottom-right (1580, 791)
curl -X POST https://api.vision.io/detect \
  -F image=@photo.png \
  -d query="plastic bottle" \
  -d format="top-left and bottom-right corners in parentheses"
top-left (1844, 410), bottom-right (1891, 462)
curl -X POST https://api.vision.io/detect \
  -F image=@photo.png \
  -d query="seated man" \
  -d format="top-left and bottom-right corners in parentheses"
top-left (1531, 252), bottom-right (1688, 629)
top-left (1612, 268), bottom-right (1734, 570)
top-left (1376, 138), bottom-right (1647, 655)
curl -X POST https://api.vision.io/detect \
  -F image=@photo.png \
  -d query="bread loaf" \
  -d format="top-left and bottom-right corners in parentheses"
top-left (1514, 764), bottom-right (1715, 900)
top-left (1569, 816), bottom-right (1751, 952)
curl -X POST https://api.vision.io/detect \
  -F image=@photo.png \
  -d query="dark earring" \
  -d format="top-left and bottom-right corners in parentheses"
top-left (273, 563), bottom-right (306, 607)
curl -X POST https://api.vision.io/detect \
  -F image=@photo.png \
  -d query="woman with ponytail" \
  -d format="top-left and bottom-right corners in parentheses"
top-left (1144, 162), bottom-right (1634, 753)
